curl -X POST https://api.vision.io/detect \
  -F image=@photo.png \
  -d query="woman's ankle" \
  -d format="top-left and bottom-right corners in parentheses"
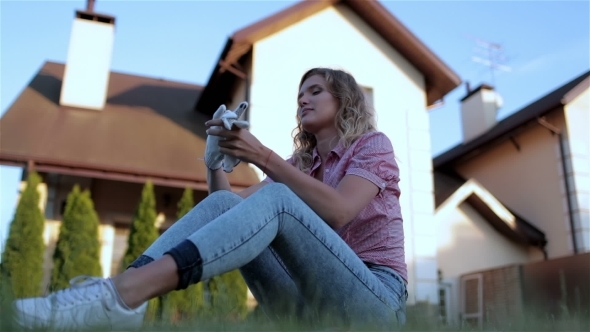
top-left (111, 270), bottom-right (144, 309)
top-left (111, 256), bottom-right (180, 309)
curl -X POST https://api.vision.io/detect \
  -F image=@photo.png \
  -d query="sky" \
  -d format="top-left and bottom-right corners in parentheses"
top-left (1, 0), bottom-right (589, 247)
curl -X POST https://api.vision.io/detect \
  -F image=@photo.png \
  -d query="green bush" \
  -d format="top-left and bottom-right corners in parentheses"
top-left (209, 269), bottom-right (249, 320)
top-left (122, 180), bottom-right (160, 319)
top-left (122, 180), bottom-right (159, 269)
top-left (0, 171), bottom-right (45, 298)
top-left (162, 188), bottom-right (206, 321)
top-left (50, 185), bottom-right (102, 291)
top-left (160, 188), bottom-right (248, 322)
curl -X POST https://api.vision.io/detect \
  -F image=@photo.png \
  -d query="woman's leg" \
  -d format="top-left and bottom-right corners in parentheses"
top-left (239, 247), bottom-right (308, 320)
top-left (111, 190), bottom-right (244, 302)
top-left (126, 190), bottom-right (243, 269)
top-left (15, 183), bottom-right (405, 330)
top-left (122, 183), bottom-right (405, 328)
top-left (118, 189), bottom-right (304, 318)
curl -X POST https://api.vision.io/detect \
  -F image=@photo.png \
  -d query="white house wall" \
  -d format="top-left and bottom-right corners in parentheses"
top-left (563, 87), bottom-right (590, 252)
top-left (250, 3), bottom-right (437, 305)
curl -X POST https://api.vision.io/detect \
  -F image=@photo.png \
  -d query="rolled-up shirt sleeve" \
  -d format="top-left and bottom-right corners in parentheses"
top-left (345, 132), bottom-right (399, 194)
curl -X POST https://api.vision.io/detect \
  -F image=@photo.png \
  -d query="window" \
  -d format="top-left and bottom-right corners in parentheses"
top-left (360, 86), bottom-right (374, 110)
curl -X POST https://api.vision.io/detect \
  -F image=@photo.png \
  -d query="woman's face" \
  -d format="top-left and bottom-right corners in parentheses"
top-left (297, 75), bottom-right (339, 135)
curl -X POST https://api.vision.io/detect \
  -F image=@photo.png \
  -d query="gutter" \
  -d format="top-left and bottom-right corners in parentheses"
top-left (537, 117), bottom-right (578, 254)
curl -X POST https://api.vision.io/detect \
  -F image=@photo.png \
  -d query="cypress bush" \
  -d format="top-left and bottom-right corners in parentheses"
top-left (122, 180), bottom-right (160, 319)
top-left (204, 188), bottom-right (248, 320)
top-left (162, 188), bottom-right (206, 321)
top-left (209, 269), bottom-right (249, 320)
top-left (50, 185), bottom-right (102, 291)
top-left (0, 171), bottom-right (45, 298)
top-left (122, 180), bottom-right (159, 269)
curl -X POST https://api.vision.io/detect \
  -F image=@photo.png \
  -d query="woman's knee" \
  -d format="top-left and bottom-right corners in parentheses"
top-left (208, 189), bottom-right (243, 202)
top-left (256, 182), bottom-right (295, 199)
top-left (181, 190), bottom-right (242, 220)
top-left (199, 189), bottom-right (242, 208)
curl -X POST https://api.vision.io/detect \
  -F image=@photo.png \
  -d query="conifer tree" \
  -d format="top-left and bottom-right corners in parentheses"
top-left (122, 180), bottom-right (160, 319)
top-left (162, 188), bottom-right (206, 321)
top-left (203, 187), bottom-right (248, 319)
top-left (50, 185), bottom-right (102, 291)
top-left (122, 180), bottom-right (158, 269)
top-left (209, 269), bottom-right (248, 319)
top-left (0, 171), bottom-right (45, 298)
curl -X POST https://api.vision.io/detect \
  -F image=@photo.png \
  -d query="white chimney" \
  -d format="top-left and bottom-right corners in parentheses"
top-left (59, 1), bottom-right (115, 110)
top-left (460, 83), bottom-right (503, 144)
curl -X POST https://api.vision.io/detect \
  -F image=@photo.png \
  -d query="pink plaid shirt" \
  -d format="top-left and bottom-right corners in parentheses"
top-left (264, 131), bottom-right (407, 282)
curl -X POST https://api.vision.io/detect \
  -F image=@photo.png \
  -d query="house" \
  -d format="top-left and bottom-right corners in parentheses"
top-left (0, 0), bottom-right (461, 311)
top-left (433, 72), bottom-right (590, 326)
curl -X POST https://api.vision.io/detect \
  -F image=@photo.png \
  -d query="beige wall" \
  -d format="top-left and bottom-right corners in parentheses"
top-left (563, 87), bottom-right (590, 252)
top-left (250, 4), bottom-right (437, 305)
top-left (455, 109), bottom-right (572, 258)
top-left (436, 201), bottom-right (532, 324)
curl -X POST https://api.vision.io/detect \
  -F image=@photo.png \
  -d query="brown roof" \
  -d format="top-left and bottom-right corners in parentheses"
top-left (196, 0), bottom-right (461, 113)
top-left (434, 70), bottom-right (590, 171)
top-left (0, 62), bottom-right (260, 190)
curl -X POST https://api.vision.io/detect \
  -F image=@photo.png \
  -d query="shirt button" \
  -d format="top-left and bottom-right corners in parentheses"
top-left (325, 169), bottom-right (330, 172)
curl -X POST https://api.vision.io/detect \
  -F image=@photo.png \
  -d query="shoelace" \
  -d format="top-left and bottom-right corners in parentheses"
top-left (50, 276), bottom-right (113, 310)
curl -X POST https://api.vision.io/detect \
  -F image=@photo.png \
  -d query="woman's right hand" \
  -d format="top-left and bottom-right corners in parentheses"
top-left (205, 119), bottom-right (270, 169)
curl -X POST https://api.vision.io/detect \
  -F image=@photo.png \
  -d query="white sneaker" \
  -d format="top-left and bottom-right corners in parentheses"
top-left (13, 275), bottom-right (147, 331)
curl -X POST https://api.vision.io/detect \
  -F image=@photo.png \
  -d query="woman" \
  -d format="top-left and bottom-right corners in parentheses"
top-left (13, 68), bottom-right (408, 331)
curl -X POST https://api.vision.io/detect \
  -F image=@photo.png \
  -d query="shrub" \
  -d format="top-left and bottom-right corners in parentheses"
top-left (0, 171), bottom-right (45, 298)
top-left (50, 185), bottom-right (102, 291)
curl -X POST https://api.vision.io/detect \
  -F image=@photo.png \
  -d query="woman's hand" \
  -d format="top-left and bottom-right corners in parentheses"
top-left (205, 119), bottom-right (269, 167)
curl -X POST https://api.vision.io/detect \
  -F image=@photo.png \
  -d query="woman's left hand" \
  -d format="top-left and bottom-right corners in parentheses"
top-left (205, 119), bottom-right (268, 166)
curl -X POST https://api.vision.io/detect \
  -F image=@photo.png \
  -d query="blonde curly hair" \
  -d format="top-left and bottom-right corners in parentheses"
top-left (291, 68), bottom-right (376, 172)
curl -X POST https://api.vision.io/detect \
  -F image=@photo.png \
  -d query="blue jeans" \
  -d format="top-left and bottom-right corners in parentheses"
top-left (129, 183), bottom-right (407, 329)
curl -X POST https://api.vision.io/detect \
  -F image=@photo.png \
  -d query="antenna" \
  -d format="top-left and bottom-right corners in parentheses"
top-left (468, 36), bottom-right (512, 87)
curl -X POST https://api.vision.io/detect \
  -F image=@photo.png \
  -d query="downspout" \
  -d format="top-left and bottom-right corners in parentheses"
top-left (537, 117), bottom-right (578, 254)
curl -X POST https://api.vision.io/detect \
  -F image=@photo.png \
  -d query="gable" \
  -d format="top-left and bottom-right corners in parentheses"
top-left (254, 4), bottom-right (424, 90)
top-left (435, 174), bottom-right (546, 248)
top-left (196, 0), bottom-right (460, 113)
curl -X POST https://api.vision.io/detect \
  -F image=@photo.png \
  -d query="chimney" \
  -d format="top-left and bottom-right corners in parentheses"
top-left (460, 84), bottom-right (503, 144)
top-left (59, 1), bottom-right (116, 110)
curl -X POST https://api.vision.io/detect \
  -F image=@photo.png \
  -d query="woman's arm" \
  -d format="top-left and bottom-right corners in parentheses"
top-left (261, 151), bottom-right (378, 229)
top-left (207, 166), bottom-right (268, 199)
top-left (208, 132), bottom-right (379, 229)
top-left (236, 181), bottom-right (268, 199)
top-left (206, 168), bottom-right (231, 194)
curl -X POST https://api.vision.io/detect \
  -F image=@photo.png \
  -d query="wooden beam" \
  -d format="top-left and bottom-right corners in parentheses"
top-left (218, 60), bottom-right (247, 80)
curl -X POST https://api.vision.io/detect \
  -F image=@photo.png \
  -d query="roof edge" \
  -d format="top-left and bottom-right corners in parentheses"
top-left (562, 75), bottom-right (590, 104)
top-left (435, 178), bottom-right (546, 247)
top-left (0, 153), bottom-right (257, 188)
top-left (43, 61), bottom-right (205, 88)
top-left (434, 70), bottom-right (590, 169)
